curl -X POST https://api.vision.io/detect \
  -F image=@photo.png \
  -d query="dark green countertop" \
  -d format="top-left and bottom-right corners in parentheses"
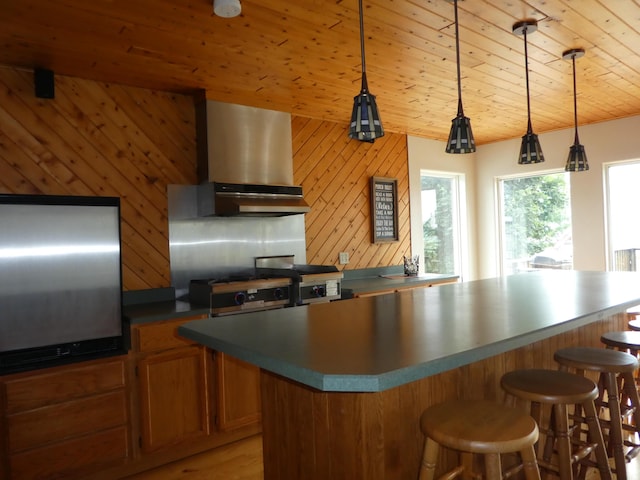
top-left (122, 286), bottom-right (207, 324)
top-left (178, 270), bottom-right (640, 393)
top-left (123, 299), bottom-right (209, 324)
top-left (341, 272), bottom-right (458, 296)
top-left (123, 267), bottom-right (457, 324)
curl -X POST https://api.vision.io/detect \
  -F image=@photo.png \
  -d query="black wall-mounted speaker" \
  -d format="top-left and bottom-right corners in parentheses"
top-left (34, 69), bottom-right (55, 99)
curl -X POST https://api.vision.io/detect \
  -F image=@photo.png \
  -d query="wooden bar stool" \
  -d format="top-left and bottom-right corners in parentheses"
top-left (626, 307), bottom-right (640, 322)
top-left (500, 369), bottom-right (612, 480)
top-left (418, 399), bottom-right (541, 480)
top-left (601, 330), bottom-right (640, 386)
top-left (601, 331), bottom-right (640, 457)
top-left (602, 330), bottom-right (640, 358)
top-left (554, 346), bottom-right (640, 480)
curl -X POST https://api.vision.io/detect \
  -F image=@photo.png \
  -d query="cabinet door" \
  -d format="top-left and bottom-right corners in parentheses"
top-left (138, 345), bottom-right (212, 452)
top-left (216, 352), bottom-right (261, 432)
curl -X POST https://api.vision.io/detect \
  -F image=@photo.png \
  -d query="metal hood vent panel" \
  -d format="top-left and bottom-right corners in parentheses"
top-left (195, 100), bottom-right (310, 216)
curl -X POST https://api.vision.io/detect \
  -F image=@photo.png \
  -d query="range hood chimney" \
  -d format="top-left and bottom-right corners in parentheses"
top-left (195, 99), bottom-right (310, 216)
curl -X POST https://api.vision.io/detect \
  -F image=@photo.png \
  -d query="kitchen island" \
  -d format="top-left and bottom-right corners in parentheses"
top-left (178, 270), bottom-right (640, 479)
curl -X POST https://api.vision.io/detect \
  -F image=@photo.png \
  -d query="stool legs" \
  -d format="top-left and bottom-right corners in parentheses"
top-left (583, 393), bottom-right (614, 480)
top-left (501, 368), bottom-right (613, 480)
top-left (419, 438), bottom-right (439, 480)
top-left (558, 364), bottom-right (628, 479)
top-left (461, 453), bottom-right (473, 480)
top-left (620, 371), bottom-right (640, 459)
top-left (554, 404), bottom-right (572, 480)
top-left (521, 445), bottom-right (543, 480)
top-left (418, 438), bottom-right (540, 480)
top-left (485, 453), bottom-right (501, 480)
top-left (419, 400), bottom-right (541, 480)
top-left (561, 367), bottom-right (636, 479)
top-left (533, 401), bottom-right (611, 480)
top-left (602, 371), bottom-right (627, 479)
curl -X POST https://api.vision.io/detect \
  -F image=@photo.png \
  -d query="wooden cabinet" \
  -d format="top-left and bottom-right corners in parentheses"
top-left (0, 315), bottom-right (262, 479)
top-left (0, 356), bottom-right (131, 479)
top-left (131, 315), bottom-right (261, 453)
top-left (137, 345), bottom-right (212, 452)
top-left (215, 352), bottom-right (261, 431)
top-left (132, 316), bottom-right (213, 453)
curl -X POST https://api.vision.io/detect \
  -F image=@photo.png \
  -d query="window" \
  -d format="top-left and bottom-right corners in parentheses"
top-left (420, 173), bottom-right (463, 276)
top-left (498, 172), bottom-right (573, 275)
top-left (605, 161), bottom-right (640, 271)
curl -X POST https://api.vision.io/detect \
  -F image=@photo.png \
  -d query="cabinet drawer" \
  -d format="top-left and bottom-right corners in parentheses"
top-left (4, 358), bottom-right (126, 413)
top-left (134, 315), bottom-right (206, 353)
top-left (10, 426), bottom-right (129, 480)
top-left (8, 390), bottom-right (128, 452)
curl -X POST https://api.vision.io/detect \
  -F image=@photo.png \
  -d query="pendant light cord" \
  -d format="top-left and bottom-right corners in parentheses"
top-left (524, 27), bottom-right (533, 134)
top-left (453, 0), bottom-right (463, 116)
top-left (358, 0), bottom-right (368, 92)
top-left (572, 55), bottom-right (579, 144)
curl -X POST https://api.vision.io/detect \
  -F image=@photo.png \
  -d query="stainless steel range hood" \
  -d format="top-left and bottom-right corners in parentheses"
top-left (195, 100), bottom-right (310, 216)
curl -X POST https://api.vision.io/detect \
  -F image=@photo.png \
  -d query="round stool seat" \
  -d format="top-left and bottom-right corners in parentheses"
top-left (601, 330), bottom-right (640, 351)
top-left (554, 346), bottom-right (638, 373)
top-left (628, 319), bottom-right (640, 331)
top-left (420, 399), bottom-right (538, 454)
top-left (501, 368), bottom-right (598, 403)
top-left (419, 399), bottom-right (541, 480)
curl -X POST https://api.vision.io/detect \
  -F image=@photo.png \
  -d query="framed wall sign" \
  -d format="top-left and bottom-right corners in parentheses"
top-left (370, 176), bottom-right (399, 243)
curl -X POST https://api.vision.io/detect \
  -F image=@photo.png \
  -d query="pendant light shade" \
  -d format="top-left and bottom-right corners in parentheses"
top-left (563, 48), bottom-right (589, 172)
top-left (349, 0), bottom-right (384, 143)
top-left (513, 20), bottom-right (544, 165)
top-left (446, 0), bottom-right (475, 154)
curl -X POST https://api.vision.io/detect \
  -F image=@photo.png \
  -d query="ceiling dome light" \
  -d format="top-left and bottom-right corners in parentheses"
top-left (213, 0), bottom-right (241, 18)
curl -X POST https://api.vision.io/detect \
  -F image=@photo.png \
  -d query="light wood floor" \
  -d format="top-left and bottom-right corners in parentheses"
top-left (123, 433), bottom-right (640, 480)
top-left (124, 435), bottom-right (263, 480)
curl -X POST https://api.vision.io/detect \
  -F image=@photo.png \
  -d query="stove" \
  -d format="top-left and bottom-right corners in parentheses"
top-left (254, 256), bottom-right (343, 306)
top-left (188, 256), bottom-right (343, 316)
top-left (189, 276), bottom-right (292, 316)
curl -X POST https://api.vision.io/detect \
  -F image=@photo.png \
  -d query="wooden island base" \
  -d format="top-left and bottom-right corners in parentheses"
top-left (259, 313), bottom-right (627, 480)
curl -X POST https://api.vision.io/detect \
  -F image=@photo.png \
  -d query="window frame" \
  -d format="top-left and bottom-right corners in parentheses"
top-left (418, 170), bottom-right (467, 279)
top-left (496, 170), bottom-right (572, 276)
top-left (603, 159), bottom-right (640, 271)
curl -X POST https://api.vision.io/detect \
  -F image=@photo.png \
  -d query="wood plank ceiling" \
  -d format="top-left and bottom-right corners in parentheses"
top-left (1, 0), bottom-right (640, 145)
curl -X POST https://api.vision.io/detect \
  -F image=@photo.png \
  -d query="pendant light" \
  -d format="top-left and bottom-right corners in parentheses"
top-left (349, 0), bottom-right (384, 143)
top-left (446, 0), bottom-right (475, 154)
top-left (563, 48), bottom-right (588, 172)
top-left (513, 20), bottom-right (544, 165)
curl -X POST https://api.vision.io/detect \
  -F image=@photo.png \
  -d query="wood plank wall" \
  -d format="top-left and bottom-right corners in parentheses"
top-left (0, 66), bottom-right (411, 291)
top-left (0, 66), bottom-right (197, 291)
top-left (293, 117), bottom-right (410, 269)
